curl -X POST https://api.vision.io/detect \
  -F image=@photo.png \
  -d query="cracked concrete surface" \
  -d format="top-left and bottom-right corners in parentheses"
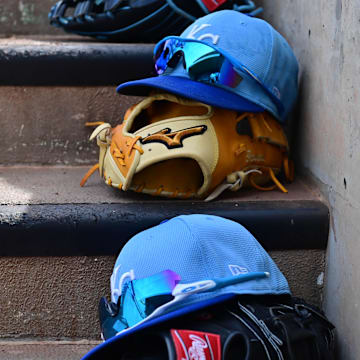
top-left (0, 87), bottom-right (141, 166)
top-left (0, 167), bottom-right (322, 205)
top-left (0, 340), bottom-right (100, 360)
top-left (0, 1), bottom-right (63, 35)
top-left (257, 1), bottom-right (360, 358)
top-left (0, 251), bottom-right (324, 340)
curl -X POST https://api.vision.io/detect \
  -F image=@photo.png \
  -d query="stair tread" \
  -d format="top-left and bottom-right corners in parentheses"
top-left (0, 36), bottom-right (154, 85)
top-left (0, 35), bottom-right (153, 47)
top-left (0, 166), bottom-right (329, 255)
top-left (0, 165), bottom-right (322, 205)
top-left (0, 340), bottom-right (99, 360)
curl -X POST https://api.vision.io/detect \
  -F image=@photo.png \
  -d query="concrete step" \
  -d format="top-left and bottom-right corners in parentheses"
top-left (0, 340), bottom-right (99, 360)
top-left (0, 248), bottom-right (326, 341)
top-left (0, 166), bottom-right (329, 254)
top-left (0, 165), bottom-right (329, 339)
top-left (0, 1), bottom-right (60, 37)
top-left (0, 252), bottom-right (326, 340)
top-left (0, 37), bottom-right (297, 167)
top-left (0, 37), bottom-right (154, 86)
top-left (0, 37), bottom-right (154, 165)
top-left (0, 36), bottom-right (329, 343)
top-left (1, 86), bottom-right (137, 165)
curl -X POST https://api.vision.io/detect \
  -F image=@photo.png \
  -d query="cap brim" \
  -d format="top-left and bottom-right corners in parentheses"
top-left (116, 76), bottom-right (264, 113)
top-left (81, 293), bottom-right (235, 360)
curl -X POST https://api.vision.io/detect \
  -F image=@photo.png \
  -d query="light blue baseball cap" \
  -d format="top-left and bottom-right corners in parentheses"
top-left (110, 214), bottom-right (290, 306)
top-left (82, 214), bottom-right (290, 359)
top-left (117, 10), bottom-right (299, 122)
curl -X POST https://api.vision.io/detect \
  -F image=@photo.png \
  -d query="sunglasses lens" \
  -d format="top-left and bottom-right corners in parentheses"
top-left (123, 270), bottom-right (181, 327)
top-left (154, 40), bottom-right (173, 74)
top-left (132, 269), bottom-right (181, 300)
top-left (99, 297), bottom-right (127, 339)
top-left (182, 42), bottom-right (217, 67)
top-left (120, 281), bottom-right (146, 326)
top-left (187, 51), bottom-right (222, 80)
top-left (100, 270), bottom-right (270, 339)
top-left (218, 58), bottom-right (243, 88)
top-left (101, 270), bottom-right (181, 336)
top-left (154, 39), bottom-right (242, 89)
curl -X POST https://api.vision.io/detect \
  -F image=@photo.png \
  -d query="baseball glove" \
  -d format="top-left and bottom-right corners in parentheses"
top-left (48, 0), bottom-right (262, 42)
top-left (93, 295), bottom-right (335, 359)
top-left (80, 92), bottom-right (294, 201)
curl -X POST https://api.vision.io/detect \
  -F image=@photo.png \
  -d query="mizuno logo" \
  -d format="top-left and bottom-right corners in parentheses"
top-left (141, 125), bottom-right (207, 149)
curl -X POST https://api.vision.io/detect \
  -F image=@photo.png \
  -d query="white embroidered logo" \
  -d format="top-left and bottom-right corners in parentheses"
top-left (110, 264), bottom-right (121, 302)
top-left (229, 264), bottom-right (249, 275)
top-left (272, 86), bottom-right (281, 99)
top-left (186, 24), bottom-right (219, 45)
top-left (188, 335), bottom-right (208, 360)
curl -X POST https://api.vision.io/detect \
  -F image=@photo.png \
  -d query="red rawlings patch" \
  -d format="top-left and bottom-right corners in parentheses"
top-left (171, 329), bottom-right (221, 360)
top-left (199, 0), bottom-right (227, 12)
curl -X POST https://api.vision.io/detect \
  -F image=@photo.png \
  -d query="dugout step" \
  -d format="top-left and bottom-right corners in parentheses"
top-left (0, 36), bottom-right (154, 86)
top-left (0, 340), bottom-right (99, 360)
top-left (0, 165), bottom-right (329, 256)
top-left (0, 249), bottom-right (325, 341)
top-left (0, 0), bottom-right (68, 37)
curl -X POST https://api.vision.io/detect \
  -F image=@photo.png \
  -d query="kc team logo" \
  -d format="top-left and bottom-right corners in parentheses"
top-left (186, 23), bottom-right (220, 44)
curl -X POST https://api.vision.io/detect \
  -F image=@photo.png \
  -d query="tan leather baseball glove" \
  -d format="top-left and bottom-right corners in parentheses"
top-left (81, 93), bottom-right (293, 201)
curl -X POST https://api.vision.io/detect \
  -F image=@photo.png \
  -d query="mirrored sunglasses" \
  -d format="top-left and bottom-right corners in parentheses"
top-left (99, 269), bottom-right (269, 340)
top-left (154, 38), bottom-right (285, 116)
top-left (154, 39), bottom-right (243, 89)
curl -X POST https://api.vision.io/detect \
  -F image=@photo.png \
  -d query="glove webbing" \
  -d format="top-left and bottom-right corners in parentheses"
top-left (227, 299), bottom-right (335, 360)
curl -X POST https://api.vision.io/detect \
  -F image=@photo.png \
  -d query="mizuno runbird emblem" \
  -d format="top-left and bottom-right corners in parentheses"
top-left (140, 125), bottom-right (207, 149)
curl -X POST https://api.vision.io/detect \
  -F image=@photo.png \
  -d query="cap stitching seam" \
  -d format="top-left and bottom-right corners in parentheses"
top-left (232, 88), bottom-right (277, 117)
top-left (264, 22), bottom-right (274, 83)
top-left (178, 216), bottom-right (212, 279)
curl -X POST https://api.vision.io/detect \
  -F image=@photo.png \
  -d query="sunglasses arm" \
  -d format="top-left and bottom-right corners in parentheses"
top-left (172, 271), bottom-right (270, 297)
top-left (117, 269), bottom-right (135, 296)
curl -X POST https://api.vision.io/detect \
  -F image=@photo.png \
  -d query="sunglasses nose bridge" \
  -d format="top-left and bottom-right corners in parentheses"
top-left (167, 51), bottom-right (187, 70)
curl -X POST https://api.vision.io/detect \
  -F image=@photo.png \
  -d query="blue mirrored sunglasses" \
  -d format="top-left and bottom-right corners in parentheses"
top-left (99, 269), bottom-right (269, 340)
top-left (154, 38), bottom-right (285, 116)
top-left (154, 39), bottom-right (243, 88)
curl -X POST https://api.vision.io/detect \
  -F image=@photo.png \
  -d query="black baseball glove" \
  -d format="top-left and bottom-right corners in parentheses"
top-left (48, 0), bottom-right (262, 42)
top-left (93, 295), bottom-right (335, 359)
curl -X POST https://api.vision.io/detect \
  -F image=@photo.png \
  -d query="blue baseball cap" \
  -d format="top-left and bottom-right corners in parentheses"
top-left (117, 10), bottom-right (299, 122)
top-left (82, 214), bottom-right (290, 359)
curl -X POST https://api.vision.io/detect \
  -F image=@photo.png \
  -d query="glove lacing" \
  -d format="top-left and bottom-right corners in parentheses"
top-left (205, 164), bottom-right (292, 202)
top-left (205, 169), bottom-right (261, 202)
top-left (80, 122), bottom-right (144, 188)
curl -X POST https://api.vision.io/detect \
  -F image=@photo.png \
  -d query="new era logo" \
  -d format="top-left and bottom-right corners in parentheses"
top-left (229, 265), bottom-right (249, 275)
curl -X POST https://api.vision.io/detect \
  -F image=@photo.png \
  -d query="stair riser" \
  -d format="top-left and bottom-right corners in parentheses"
top-left (1, 87), bottom-right (141, 165)
top-left (0, 201), bottom-right (329, 253)
top-left (0, 341), bottom-right (99, 360)
top-left (0, 1), bottom-right (59, 36)
top-left (0, 251), bottom-right (324, 339)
